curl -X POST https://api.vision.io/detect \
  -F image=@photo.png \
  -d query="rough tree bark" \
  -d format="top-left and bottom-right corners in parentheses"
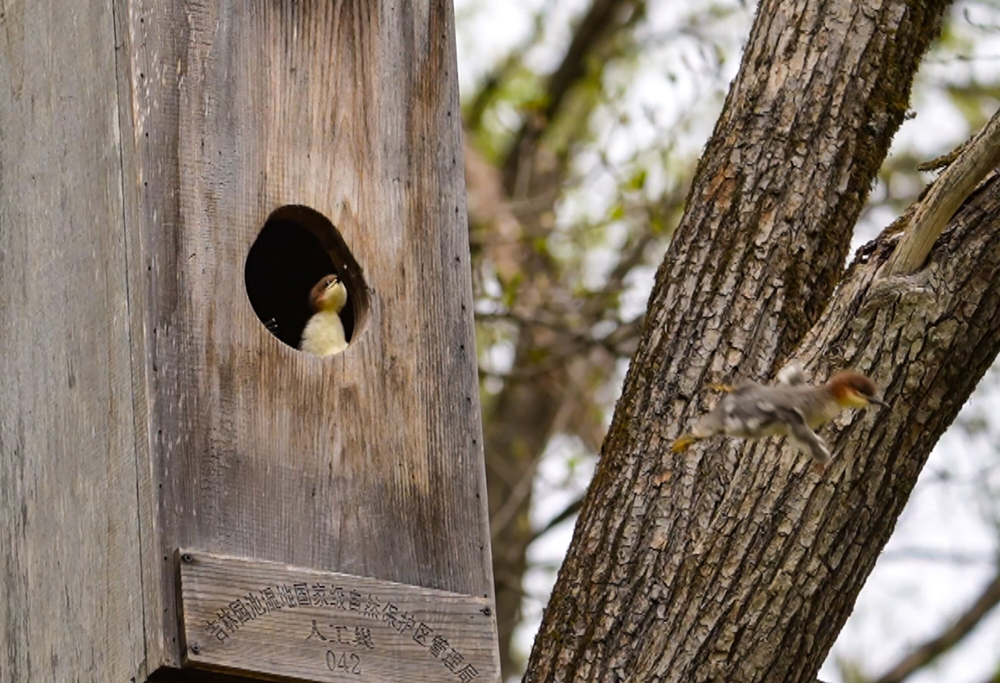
top-left (520, 0), bottom-right (997, 681)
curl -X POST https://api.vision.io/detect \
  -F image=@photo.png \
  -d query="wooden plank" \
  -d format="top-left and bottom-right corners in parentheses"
top-left (117, 0), bottom-right (497, 673)
top-left (178, 550), bottom-right (498, 683)
top-left (0, 1), bottom-right (145, 682)
top-left (111, 0), bottom-right (163, 672)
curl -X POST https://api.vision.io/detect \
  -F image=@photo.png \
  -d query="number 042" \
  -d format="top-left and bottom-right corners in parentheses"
top-left (326, 649), bottom-right (362, 675)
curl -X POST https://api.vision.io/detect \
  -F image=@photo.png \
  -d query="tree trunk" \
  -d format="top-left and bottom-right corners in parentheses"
top-left (521, 0), bottom-right (973, 681)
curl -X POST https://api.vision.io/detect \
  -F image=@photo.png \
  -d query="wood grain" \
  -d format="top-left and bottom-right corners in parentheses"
top-left (178, 550), bottom-right (497, 682)
top-left (884, 105), bottom-right (1000, 276)
top-left (0, 0), bottom-right (145, 681)
top-left (114, 0), bottom-right (498, 676)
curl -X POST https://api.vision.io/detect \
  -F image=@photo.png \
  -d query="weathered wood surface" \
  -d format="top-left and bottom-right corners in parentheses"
top-left (177, 550), bottom-right (497, 682)
top-left (115, 0), bottom-right (496, 675)
top-left (884, 105), bottom-right (1000, 275)
top-left (0, 1), bottom-right (146, 682)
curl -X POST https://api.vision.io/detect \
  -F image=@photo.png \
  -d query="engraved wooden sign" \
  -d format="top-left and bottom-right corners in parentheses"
top-left (177, 551), bottom-right (500, 683)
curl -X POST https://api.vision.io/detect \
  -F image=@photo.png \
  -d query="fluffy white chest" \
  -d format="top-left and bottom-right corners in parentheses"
top-left (300, 310), bottom-right (348, 356)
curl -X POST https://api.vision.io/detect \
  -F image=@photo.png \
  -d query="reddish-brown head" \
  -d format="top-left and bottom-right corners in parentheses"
top-left (827, 371), bottom-right (888, 409)
top-left (308, 274), bottom-right (348, 314)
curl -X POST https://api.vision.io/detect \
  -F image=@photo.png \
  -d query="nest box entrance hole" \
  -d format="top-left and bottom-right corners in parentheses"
top-left (244, 205), bottom-right (368, 352)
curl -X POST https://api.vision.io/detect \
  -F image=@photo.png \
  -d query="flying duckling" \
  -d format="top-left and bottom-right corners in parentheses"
top-left (671, 364), bottom-right (889, 472)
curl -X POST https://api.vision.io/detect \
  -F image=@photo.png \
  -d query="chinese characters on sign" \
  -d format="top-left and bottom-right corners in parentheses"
top-left (307, 620), bottom-right (376, 650)
top-left (204, 582), bottom-right (481, 681)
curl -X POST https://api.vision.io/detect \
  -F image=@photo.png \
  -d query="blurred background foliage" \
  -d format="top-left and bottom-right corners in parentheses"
top-left (455, 0), bottom-right (1000, 680)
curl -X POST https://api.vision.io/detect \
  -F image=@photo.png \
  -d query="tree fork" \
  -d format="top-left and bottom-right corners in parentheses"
top-left (523, 0), bottom-right (957, 680)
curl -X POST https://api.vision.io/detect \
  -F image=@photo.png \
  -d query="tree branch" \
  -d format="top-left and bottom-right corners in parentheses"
top-left (884, 105), bottom-right (1000, 276)
top-left (477, 310), bottom-right (640, 358)
top-left (500, 0), bottom-right (645, 194)
top-left (873, 565), bottom-right (1000, 683)
top-left (464, 141), bottom-right (525, 282)
top-left (916, 138), bottom-right (970, 172)
top-left (530, 496), bottom-right (584, 544)
top-left (490, 449), bottom-right (545, 540)
top-left (879, 547), bottom-right (997, 565)
top-left (464, 12), bottom-right (545, 132)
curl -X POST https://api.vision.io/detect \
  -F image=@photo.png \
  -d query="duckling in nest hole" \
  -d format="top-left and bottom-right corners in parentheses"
top-left (300, 274), bottom-right (349, 357)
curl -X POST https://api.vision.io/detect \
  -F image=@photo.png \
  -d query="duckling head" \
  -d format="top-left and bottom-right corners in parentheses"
top-left (309, 274), bottom-right (348, 314)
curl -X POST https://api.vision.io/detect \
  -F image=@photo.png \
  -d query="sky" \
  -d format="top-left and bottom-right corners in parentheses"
top-left (453, 0), bottom-right (1000, 680)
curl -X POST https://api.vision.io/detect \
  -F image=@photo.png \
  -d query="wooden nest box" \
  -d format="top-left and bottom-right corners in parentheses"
top-left (0, 2), bottom-right (499, 682)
